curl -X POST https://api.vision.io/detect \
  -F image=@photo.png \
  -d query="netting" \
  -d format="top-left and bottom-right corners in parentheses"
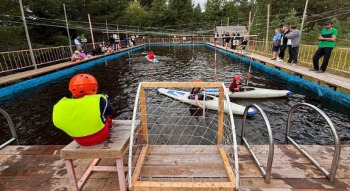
top-left (128, 82), bottom-right (239, 190)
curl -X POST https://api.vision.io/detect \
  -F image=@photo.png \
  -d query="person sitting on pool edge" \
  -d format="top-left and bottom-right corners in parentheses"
top-left (188, 79), bottom-right (207, 109)
top-left (52, 73), bottom-right (115, 146)
top-left (71, 50), bottom-right (83, 61)
top-left (229, 75), bottom-right (245, 92)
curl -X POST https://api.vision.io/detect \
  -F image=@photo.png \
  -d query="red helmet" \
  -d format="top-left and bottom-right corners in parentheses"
top-left (233, 75), bottom-right (241, 82)
top-left (194, 78), bottom-right (202, 82)
top-left (69, 74), bottom-right (98, 98)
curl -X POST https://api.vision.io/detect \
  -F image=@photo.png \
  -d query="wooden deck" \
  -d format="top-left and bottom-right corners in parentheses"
top-left (207, 43), bottom-right (350, 94)
top-left (0, 44), bottom-right (144, 86)
top-left (0, 144), bottom-right (349, 190)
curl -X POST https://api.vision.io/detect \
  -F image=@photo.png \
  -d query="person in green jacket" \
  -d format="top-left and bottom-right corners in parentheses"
top-left (53, 74), bottom-right (115, 146)
top-left (310, 20), bottom-right (338, 73)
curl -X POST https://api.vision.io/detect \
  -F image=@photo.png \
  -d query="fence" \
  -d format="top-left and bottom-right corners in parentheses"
top-left (0, 37), bottom-right (349, 77)
top-left (247, 40), bottom-right (350, 74)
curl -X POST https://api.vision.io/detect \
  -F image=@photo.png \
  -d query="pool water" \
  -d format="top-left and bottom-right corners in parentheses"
top-left (0, 45), bottom-right (349, 145)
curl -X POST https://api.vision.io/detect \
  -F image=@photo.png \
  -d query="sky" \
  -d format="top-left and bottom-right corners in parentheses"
top-left (193, 0), bottom-right (206, 10)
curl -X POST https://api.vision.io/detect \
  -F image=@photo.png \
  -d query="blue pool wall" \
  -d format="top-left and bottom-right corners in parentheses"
top-left (1, 43), bottom-right (350, 109)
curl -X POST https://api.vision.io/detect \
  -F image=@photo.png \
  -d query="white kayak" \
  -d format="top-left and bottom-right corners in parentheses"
top-left (157, 88), bottom-right (256, 116)
top-left (205, 87), bottom-right (292, 98)
top-left (145, 55), bottom-right (159, 63)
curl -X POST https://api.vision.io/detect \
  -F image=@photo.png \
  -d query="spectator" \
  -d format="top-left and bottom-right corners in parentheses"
top-left (92, 44), bottom-right (104, 55)
top-left (310, 20), bottom-right (338, 73)
top-left (109, 35), bottom-right (115, 51)
top-left (79, 50), bottom-right (92, 59)
top-left (71, 50), bottom-right (83, 61)
top-left (241, 37), bottom-right (248, 54)
top-left (115, 35), bottom-right (121, 50)
top-left (277, 25), bottom-right (290, 62)
top-left (131, 35), bottom-right (136, 46)
top-left (125, 35), bottom-right (129, 47)
top-left (80, 34), bottom-right (88, 53)
top-left (74, 36), bottom-right (82, 51)
top-left (271, 29), bottom-right (281, 60)
top-left (225, 32), bottom-right (230, 49)
top-left (285, 25), bottom-right (301, 66)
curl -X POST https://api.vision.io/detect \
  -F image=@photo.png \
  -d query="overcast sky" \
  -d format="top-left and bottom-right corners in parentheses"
top-left (193, 0), bottom-right (206, 10)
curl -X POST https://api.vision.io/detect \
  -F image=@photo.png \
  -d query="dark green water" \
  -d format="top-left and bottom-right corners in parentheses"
top-left (0, 45), bottom-right (349, 145)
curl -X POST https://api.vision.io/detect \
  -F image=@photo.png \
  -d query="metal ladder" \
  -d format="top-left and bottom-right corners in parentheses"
top-left (0, 108), bottom-right (19, 150)
top-left (285, 103), bottom-right (340, 182)
top-left (241, 103), bottom-right (341, 183)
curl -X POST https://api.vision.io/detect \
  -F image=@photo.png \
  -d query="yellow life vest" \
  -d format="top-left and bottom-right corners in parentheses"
top-left (52, 94), bottom-right (105, 137)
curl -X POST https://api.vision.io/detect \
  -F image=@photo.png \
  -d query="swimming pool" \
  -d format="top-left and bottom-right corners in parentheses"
top-left (0, 45), bottom-right (349, 145)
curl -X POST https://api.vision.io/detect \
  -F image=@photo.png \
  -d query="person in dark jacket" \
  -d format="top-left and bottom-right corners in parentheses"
top-left (277, 25), bottom-right (290, 62)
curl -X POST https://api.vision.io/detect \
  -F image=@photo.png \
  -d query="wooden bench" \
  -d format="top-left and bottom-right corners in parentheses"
top-left (60, 120), bottom-right (139, 191)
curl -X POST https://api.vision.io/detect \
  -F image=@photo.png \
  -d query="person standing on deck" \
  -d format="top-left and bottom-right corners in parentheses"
top-left (125, 35), bottom-right (129, 47)
top-left (310, 20), bottom-right (338, 73)
top-left (53, 74), bottom-right (115, 146)
top-left (271, 29), bottom-right (281, 60)
top-left (277, 25), bottom-right (290, 62)
top-left (109, 35), bottom-right (115, 51)
top-left (80, 34), bottom-right (88, 53)
top-left (115, 35), bottom-right (121, 50)
top-left (74, 36), bottom-right (82, 51)
top-left (285, 25), bottom-right (301, 66)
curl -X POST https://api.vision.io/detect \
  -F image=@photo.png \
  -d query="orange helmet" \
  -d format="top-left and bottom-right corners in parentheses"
top-left (194, 78), bottom-right (202, 82)
top-left (233, 75), bottom-right (241, 82)
top-left (69, 74), bottom-right (98, 98)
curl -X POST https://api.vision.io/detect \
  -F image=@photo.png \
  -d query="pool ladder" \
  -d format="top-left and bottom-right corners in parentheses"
top-left (0, 108), bottom-right (19, 150)
top-left (241, 103), bottom-right (341, 183)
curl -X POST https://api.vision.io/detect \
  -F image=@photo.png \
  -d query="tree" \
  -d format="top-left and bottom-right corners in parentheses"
top-left (149, 0), bottom-right (169, 27)
top-left (120, 1), bottom-right (149, 26)
top-left (168, 0), bottom-right (193, 30)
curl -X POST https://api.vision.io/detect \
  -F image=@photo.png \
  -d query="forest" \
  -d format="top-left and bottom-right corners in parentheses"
top-left (0, 0), bottom-right (349, 51)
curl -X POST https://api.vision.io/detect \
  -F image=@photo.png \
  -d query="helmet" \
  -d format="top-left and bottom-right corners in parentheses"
top-left (69, 74), bottom-right (98, 98)
top-left (193, 78), bottom-right (202, 82)
top-left (233, 75), bottom-right (241, 82)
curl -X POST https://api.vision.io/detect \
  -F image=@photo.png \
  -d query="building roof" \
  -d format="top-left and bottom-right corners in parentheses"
top-left (216, 26), bottom-right (248, 37)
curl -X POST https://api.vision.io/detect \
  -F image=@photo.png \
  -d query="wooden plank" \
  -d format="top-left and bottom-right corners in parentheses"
top-left (140, 163), bottom-right (227, 178)
top-left (133, 181), bottom-right (235, 191)
top-left (146, 145), bottom-right (220, 155)
top-left (139, 88), bottom-right (149, 143)
top-left (240, 177), bottom-right (350, 190)
top-left (60, 120), bottom-right (139, 159)
top-left (131, 145), bottom-right (149, 184)
top-left (133, 177), bottom-right (230, 182)
top-left (141, 82), bottom-right (223, 88)
top-left (219, 147), bottom-right (235, 184)
top-left (143, 153), bottom-right (223, 165)
top-left (217, 86), bottom-right (224, 144)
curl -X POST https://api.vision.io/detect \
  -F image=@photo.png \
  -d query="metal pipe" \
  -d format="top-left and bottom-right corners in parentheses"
top-left (285, 103), bottom-right (340, 182)
top-left (19, 0), bottom-right (37, 69)
top-left (63, 4), bottom-right (73, 55)
top-left (241, 104), bottom-right (274, 183)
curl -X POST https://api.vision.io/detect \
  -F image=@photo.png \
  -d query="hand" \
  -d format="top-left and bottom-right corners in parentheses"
top-left (318, 35), bottom-right (323, 40)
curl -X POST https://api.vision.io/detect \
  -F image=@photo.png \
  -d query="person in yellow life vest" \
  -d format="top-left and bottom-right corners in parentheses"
top-left (53, 74), bottom-right (115, 146)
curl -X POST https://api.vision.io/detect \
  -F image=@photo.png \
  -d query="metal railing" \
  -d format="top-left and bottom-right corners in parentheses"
top-left (0, 42), bottom-right (102, 74)
top-left (0, 108), bottom-right (19, 150)
top-left (241, 104), bottom-right (274, 183)
top-left (246, 40), bottom-right (350, 74)
top-left (285, 103), bottom-right (341, 182)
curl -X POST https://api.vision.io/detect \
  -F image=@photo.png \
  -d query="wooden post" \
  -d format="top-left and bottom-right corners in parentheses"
top-left (106, 19), bottom-right (109, 39)
top-left (88, 14), bottom-right (95, 49)
top-left (19, 0), bottom-right (37, 69)
top-left (265, 4), bottom-right (270, 53)
top-left (300, 0), bottom-right (309, 38)
top-left (139, 86), bottom-right (149, 143)
top-left (248, 11), bottom-right (252, 37)
top-left (227, 18), bottom-right (229, 26)
top-left (63, 4), bottom-right (73, 55)
top-left (217, 86), bottom-right (224, 144)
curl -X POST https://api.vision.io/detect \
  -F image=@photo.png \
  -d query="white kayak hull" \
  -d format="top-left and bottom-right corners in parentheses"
top-left (205, 87), bottom-right (292, 98)
top-left (145, 55), bottom-right (159, 63)
top-left (157, 88), bottom-right (256, 116)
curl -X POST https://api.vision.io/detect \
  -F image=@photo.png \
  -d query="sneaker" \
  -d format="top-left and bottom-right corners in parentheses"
top-left (315, 70), bottom-right (325, 73)
top-left (309, 68), bottom-right (318, 71)
top-left (292, 63), bottom-right (297, 66)
top-left (276, 57), bottom-right (283, 62)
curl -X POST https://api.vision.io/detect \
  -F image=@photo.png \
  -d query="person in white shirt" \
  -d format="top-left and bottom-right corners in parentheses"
top-left (74, 37), bottom-right (82, 51)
